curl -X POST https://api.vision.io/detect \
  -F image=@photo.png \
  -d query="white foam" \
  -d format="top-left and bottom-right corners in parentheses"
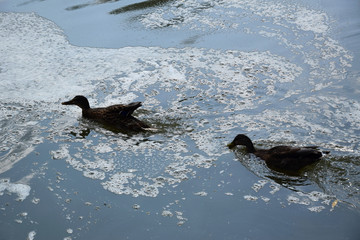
top-left (0, 6), bottom-right (357, 205)
top-left (193, 191), bottom-right (208, 197)
top-left (0, 178), bottom-right (31, 201)
top-left (140, 0), bottom-right (352, 86)
top-left (161, 210), bottom-right (173, 217)
top-left (244, 195), bottom-right (258, 201)
top-left (287, 191), bottom-right (334, 210)
top-left (27, 231), bottom-right (36, 240)
top-left (0, 12), bottom-right (301, 104)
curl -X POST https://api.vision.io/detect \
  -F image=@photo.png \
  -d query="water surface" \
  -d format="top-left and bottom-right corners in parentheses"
top-left (0, 0), bottom-right (360, 239)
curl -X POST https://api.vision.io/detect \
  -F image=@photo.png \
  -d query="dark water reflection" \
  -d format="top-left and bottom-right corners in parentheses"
top-left (233, 148), bottom-right (360, 209)
top-left (65, 0), bottom-right (175, 14)
top-left (65, 0), bottom-right (121, 11)
top-left (233, 149), bottom-right (315, 185)
top-left (68, 110), bottom-right (184, 137)
top-left (110, 0), bottom-right (174, 15)
top-left (314, 155), bottom-right (360, 208)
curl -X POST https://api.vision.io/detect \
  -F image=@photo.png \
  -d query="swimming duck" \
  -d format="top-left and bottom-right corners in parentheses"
top-left (62, 95), bottom-right (150, 131)
top-left (228, 134), bottom-right (323, 171)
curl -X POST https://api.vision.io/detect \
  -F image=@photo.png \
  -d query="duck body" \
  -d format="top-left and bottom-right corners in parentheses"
top-left (62, 95), bottom-right (150, 131)
top-left (228, 134), bottom-right (323, 171)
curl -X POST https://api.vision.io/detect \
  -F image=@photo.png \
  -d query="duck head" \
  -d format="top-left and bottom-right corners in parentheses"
top-left (227, 134), bottom-right (255, 152)
top-left (62, 95), bottom-right (90, 110)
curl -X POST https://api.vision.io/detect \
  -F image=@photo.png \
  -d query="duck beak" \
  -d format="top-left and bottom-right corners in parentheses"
top-left (227, 142), bottom-right (236, 149)
top-left (61, 99), bottom-right (75, 105)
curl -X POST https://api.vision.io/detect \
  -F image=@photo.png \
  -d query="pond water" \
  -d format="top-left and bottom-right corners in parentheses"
top-left (0, 0), bottom-right (360, 239)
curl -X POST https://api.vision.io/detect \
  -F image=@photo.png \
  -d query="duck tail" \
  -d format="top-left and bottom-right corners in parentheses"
top-left (303, 146), bottom-right (330, 155)
top-left (119, 102), bottom-right (142, 117)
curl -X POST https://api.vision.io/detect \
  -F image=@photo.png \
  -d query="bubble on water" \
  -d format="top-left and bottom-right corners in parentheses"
top-left (308, 206), bottom-right (326, 213)
top-left (0, 178), bottom-right (31, 201)
top-left (27, 231), bottom-right (36, 240)
top-left (244, 195), bottom-right (258, 201)
top-left (287, 191), bottom-right (334, 208)
top-left (251, 180), bottom-right (268, 192)
top-left (83, 170), bottom-right (105, 180)
top-left (162, 210), bottom-right (173, 217)
top-left (132, 204), bottom-right (140, 210)
top-left (194, 191), bottom-right (208, 197)
top-left (32, 198), bottom-right (40, 204)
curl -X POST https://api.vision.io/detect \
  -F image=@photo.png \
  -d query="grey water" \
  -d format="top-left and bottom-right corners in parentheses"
top-left (0, 0), bottom-right (360, 239)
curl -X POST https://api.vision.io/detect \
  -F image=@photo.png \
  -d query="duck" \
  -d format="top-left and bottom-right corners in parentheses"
top-left (62, 95), bottom-right (150, 131)
top-left (228, 134), bottom-right (323, 171)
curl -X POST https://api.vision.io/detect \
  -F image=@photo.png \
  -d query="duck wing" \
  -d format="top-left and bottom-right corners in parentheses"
top-left (261, 146), bottom-right (322, 171)
top-left (104, 102), bottom-right (142, 117)
top-left (86, 102), bottom-right (143, 121)
top-left (270, 146), bottom-right (322, 158)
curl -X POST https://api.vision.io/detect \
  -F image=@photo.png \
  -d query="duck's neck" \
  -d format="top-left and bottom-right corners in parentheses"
top-left (81, 107), bottom-right (91, 117)
top-left (245, 142), bottom-right (256, 153)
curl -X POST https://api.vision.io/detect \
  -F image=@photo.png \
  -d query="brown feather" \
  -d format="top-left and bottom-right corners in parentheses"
top-left (228, 134), bottom-right (323, 171)
top-left (62, 95), bottom-right (150, 131)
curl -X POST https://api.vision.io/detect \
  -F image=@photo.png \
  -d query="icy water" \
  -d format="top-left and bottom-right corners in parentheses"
top-left (0, 0), bottom-right (360, 239)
